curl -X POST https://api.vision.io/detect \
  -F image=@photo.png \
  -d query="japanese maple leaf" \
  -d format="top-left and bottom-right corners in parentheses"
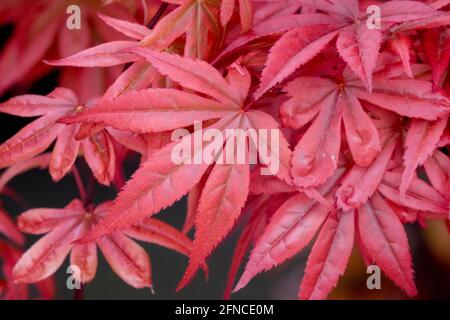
top-left (46, 14), bottom-right (150, 69)
top-left (386, 0), bottom-right (450, 83)
top-left (141, 0), bottom-right (223, 59)
top-left (334, 136), bottom-right (448, 294)
top-left (0, 88), bottom-right (117, 185)
top-left (233, 166), bottom-right (349, 297)
top-left (0, 154), bottom-right (52, 193)
top-left (423, 149), bottom-right (450, 217)
top-left (49, 0), bottom-right (221, 67)
top-left (49, 0), bottom-right (295, 74)
top-left (422, 27), bottom-right (450, 87)
top-left (234, 148), bottom-right (448, 299)
top-left (233, 101), bottom-right (449, 299)
top-left (13, 199), bottom-right (196, 289)
top-left (220, 0), bottom-right (285, 34)
top-left (0, 241), bottom-right (55, 300)
top-left (149, 0), bottom-right (277, 57)
top-left (0, 0), bottom-right (141, 97)
top-left (45, 13), bottom-right (162, 103)
top-left (0, 207), bottom-right (24, 246)
top-left (336, 120), bottom-right (448, 217)
top-left (48, 2), bottom-right (299, 100)
top-left (214, 8), bottom-right (338, 65)
top-left (62, 48), bottom-right (293, 289)
top-left (329, 98), bottom-right (449, 218)
top-left (220, 0), bottom-right (254, 33)
top-left (400, 117), bottom-right (447, 198)
top-left (223, 191), bottom-right (292, 299)
top-left (281, 64), bottom-right (450, 189)
top-left (254, 0), bottom-right (448, 99)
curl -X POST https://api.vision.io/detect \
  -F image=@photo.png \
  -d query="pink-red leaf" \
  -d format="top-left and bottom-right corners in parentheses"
top-left (336, 24), bottom-right (382, 92)
top-left (299, 210), bottom-right (355, 300)
top-left (63, 89), bottom-right (234, 133)
top-left (128, 47), bottom-right (241, 106)
top-left (0, 112), bottom-right (66, 169)
top-left (97, 232), bottom-right (152, 289)
top-left (255, 26), bottom-right (338, 100)
top-left (357, 192), bottom-right (417, 297)
top-left (400, 118), bottom-right (447, 198)
top-left (234, 168), bottom-right (345, 291)
top-left (177, 137), bottom-right (250, 289)
top-left (47, 41), bottom-right (139, 67)
top-left (0, 208), bottom-right (24, 245)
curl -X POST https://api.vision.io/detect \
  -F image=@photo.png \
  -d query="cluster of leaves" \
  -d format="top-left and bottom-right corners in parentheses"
top-left (0, 0), bottom-right (449, 299)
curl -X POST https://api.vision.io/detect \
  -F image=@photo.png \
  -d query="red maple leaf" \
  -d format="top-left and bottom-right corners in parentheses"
top-left (13, 199), bottom-right (196, 289)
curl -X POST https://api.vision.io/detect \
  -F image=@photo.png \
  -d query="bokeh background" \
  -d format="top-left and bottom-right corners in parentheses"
top-left (1, 1), bottom-right (450, 300)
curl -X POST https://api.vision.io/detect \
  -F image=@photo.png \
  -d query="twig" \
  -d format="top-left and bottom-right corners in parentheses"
top-left (147, 2), bottom-right (169, 29)
top-left (72, 166), bottom-right (87, 204)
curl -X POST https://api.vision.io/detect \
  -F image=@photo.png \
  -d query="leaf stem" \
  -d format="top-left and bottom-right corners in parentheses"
top-left (72, 165), bottom-right (87, 204)
top-left (147, 2), bottom-right (169, 29)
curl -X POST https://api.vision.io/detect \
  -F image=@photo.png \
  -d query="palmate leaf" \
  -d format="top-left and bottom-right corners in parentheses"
top-left (282, 66), bottom-right (450, 189)
top-left (379, 171), bottom-right (449, 214)
top-left (62, 88), bottom-right (236, 133)
top-left (67, 51), bottom-right (294, 293)
top-left (234, 173), bottom-right (427, 298)
top-left (140, 0), bottom-right (221, 60)
top-left (220, 0), bottom-right (256, 33)
top-left (282, 76), bottom-right (379, 188)
top-left (234, 168), bottom-right (345, 292)
top-left (336, 135), bottom-right (399, 211)
top-left (13, 200), bottom-right (196, 288)
top-left (357, 192), bottom-right (417, 297)
top-left (177, 139), bottom-right (250, 290)
top-left (299, 210), bottom-right (355, 300)
top-left (46, 41), bottom-right (140, 67)
top-left (0, 112), bottom-right (67, 169)
top-left (254, 0), bottom-right (448, 98)
top-left (400, 118), bottom-right (447, 198)
top-left (75, 124), bottom-right (223, 244)
top-left (2, 0), bottom-right (450, 300)
top-left (0, 88), bottom-right (129, 185)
